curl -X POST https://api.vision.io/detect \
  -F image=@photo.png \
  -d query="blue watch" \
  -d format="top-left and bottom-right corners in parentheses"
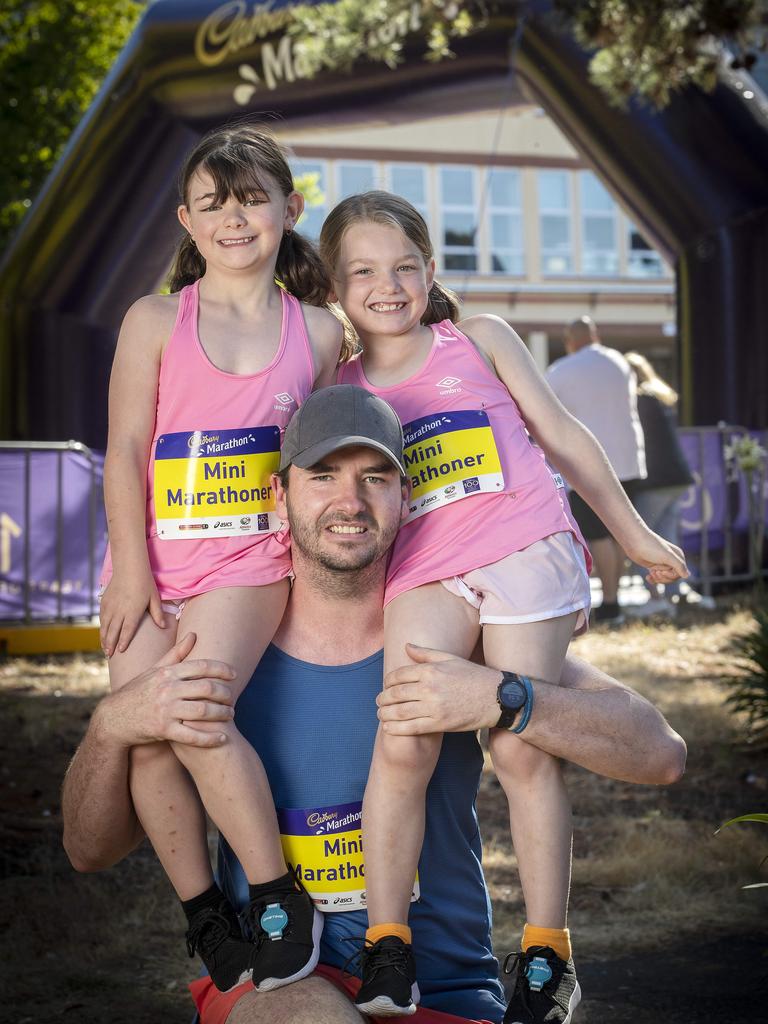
top-left (495, 672), bottom-right (534, 732)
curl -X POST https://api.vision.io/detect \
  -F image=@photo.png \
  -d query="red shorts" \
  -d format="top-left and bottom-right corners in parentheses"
top-left (189, 964), bottom-right (495, 1024)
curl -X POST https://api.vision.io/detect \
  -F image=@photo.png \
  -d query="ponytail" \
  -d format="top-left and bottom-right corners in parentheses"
top-left (168, 234), bottom-right (206, 293)
top-left (276, 230), bottom-right (329, 307)
top-left (423, 281), bottom-right (460, 325)
top-left (277, 229), bottom-right (357, 363)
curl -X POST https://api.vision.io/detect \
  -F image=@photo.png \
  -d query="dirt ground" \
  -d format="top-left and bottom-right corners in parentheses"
top-left (1, 603), bottom-right (766, 1023)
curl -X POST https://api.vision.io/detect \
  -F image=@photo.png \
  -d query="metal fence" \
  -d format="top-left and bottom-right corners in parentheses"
top-left (677, 425), bottom-right (767, 594)
top-left (0, 441), bottom-right (105, 623)
top-left (0, 428), bottom-right (766, 624)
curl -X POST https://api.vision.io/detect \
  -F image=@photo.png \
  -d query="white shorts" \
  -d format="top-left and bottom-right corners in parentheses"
top-left (440, 531), bottom-right (591, 636)
top-left (98, 586), bottom-right (188, 622)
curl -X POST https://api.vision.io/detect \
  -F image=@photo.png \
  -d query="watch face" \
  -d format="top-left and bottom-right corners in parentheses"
top-left (499, 677), bottom-right (526, 710)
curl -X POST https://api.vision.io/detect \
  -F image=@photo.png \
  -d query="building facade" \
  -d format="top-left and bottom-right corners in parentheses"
top-left (279, 103), bottom-right (676, 379)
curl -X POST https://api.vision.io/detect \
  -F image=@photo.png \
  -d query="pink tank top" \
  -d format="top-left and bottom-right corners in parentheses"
top-left (102, 281), bottom-right (315, 600)
top-left (338, 319), bottom-right (590, 603)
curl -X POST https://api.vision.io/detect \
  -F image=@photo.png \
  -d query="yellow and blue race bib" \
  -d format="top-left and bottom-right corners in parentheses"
top-left (403, 410), bottom-right (504, 523)
top-left (153, 426), bottom-right (281, 539)
top-left (277, 800), bottom-right (419, 913)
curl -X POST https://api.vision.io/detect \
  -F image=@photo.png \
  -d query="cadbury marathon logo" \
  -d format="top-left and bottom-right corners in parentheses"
top-left (194, 1), bottom-right (423, 103)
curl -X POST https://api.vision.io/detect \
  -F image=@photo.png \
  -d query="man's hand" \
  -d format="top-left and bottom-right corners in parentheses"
top-left (97, 632), bottom-right (238, 749)
top-left (377, 643), bottom-right (501, 734)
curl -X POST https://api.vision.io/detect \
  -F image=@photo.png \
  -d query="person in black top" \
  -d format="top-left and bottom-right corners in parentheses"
top-left (625, 353), bottom-right (712, 613)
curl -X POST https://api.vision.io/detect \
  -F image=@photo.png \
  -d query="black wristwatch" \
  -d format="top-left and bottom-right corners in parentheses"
top-left (495, 672), bottom-right (529, 730)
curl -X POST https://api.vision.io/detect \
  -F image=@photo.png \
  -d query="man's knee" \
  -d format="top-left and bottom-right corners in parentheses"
top-left (223, 976), bottom-right (364, 1024)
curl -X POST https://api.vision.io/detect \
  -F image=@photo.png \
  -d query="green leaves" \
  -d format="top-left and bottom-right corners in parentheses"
top-left (718, 813), bottom-right (768, 830)
top-left (716, 812), bottom-right (768, 887)
top-left (288, 0), bottom-right (485, 77)
top-left (554, 0), bottom-right (761, 109)
top-left (724, 608), bottom-right (768, 744)
top-left (0, 0), bottom-right (142, 252)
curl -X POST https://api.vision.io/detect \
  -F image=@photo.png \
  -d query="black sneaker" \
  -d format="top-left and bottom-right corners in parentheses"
top-left (354, 936), bottom-right (420, 1017)
top-left (503, 946), bottom-right (581, 1024)
top-left (593, 601), bottom-right (625, 627)
top-left (185, 899), bottom-right (254, 993)
top-left (247, 871), bottom-right (324, 992)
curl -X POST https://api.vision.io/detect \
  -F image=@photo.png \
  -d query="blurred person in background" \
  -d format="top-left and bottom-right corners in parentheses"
top-left (547, 317), bottom-right (647, 626)
top-left (624, 352), bottom-right (713, 615)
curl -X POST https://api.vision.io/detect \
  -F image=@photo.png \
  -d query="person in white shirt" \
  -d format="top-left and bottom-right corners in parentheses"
top-left (547, 317), bottom-right (646, 624)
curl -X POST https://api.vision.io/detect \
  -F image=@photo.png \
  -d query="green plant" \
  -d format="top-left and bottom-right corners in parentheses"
top-left (716, 813), bottom-right (768, 889)
top-left (724, 607), bottom-right (768, 744)
top-left (0, 0), bottom-right (143, 252)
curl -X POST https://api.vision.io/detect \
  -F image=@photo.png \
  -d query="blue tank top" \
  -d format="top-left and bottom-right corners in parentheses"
top-left (218, 644), bottom-right (506, 1023)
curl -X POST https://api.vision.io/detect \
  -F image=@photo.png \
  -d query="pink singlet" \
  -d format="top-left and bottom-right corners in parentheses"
top-left (338, 319), bottom-right (590, 604)
top-left (101, 281), bottom-right (315, 601)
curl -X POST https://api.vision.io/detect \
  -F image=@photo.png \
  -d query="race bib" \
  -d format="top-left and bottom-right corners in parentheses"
top-left (153, 426), bottom-right (281, 539)
top-left (278, 800), bottom-right (419, 913)
top-left (402, 409), bottom-right (504, 523)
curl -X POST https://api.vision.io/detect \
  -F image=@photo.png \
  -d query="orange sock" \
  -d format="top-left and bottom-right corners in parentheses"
top-left (366, 923), bottom-right (413, 946)
top-left (522, 924), bottom-right (571, 962)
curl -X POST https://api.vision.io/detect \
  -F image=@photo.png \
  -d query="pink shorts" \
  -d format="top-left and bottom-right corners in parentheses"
top-left (189, 964), bottom-right (494, 1024)
top-left (440, 531), bottom-right (590, 635)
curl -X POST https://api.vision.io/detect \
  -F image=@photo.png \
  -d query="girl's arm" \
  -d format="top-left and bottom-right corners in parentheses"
top-left (459, 314), bottom-right (688, 581)
top-left (303, 304), bottom-right (344, 389)
top-left (100, 295), bottom-right (176, 656)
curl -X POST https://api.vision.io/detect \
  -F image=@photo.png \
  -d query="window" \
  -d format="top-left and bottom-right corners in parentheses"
top-left (337, 162), bottom-right (377, 200)
top-left (580, 171), bottom-right (618, 275)
top-left (627, 222), bottom-right (666, 277)
top-left (486, 168), bottom-right (524, 274)
top-left (388, 164), bottom-right (428, 219)
top-left (291, 160), bottom-right (327, 241)
top-left (537, 170), bottom-right (572, 274)
top-left (439, 166), bottom-right (477, 272)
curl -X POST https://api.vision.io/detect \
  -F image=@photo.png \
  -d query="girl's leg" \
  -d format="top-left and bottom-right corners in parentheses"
top-left (363, 583), bottom-right (480, 929)
top-left (169, 582), bottom-right (289, 886)
top-left (106, 609), bottom-right (215, 899)
top-left (172, 583), bottom-right (323, 994)
top-left (484, 614), bottom-right (578, 932)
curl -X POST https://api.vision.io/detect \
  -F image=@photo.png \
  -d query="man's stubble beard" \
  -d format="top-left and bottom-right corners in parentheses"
top-left (285, 499), bottom-right (401, 598)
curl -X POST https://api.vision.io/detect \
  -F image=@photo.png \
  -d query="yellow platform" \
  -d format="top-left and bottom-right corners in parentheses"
top-left (0, 621), bottom-right (101, 656)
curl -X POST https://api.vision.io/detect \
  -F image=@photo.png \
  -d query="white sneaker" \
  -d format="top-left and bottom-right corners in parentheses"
top-left (626, 597), bottom-right (676, 618)
top-left (674, 590), bottom-right (716, 610)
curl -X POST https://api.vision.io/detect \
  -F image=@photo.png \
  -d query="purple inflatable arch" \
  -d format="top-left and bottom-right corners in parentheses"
top-left (2, 0), bottom-right (768, 446)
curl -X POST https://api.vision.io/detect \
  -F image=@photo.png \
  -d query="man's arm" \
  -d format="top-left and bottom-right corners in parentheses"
top-left (62, 634), bottom-right (237, 872)
top-left (377, 645), bottom-right (686, 785)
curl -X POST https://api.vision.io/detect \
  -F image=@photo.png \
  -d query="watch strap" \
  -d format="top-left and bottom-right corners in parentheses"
top-left (495, 673), bottom-right (534, 733)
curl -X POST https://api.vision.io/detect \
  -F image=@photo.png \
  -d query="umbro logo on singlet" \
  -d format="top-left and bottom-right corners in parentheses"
top-left (436, 376), bottom-right (463, 395)
top-left (274, 392), bottom-right (295, 412)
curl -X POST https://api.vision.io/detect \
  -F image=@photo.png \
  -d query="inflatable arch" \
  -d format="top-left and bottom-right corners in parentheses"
top-left (2, 0), bottom-right (768, 446)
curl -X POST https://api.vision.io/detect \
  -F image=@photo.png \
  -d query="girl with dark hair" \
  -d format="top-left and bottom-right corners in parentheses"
top-left (323, 192), bottom-right (687, 1024)
top-left (99, 124), bottom-right (343, 995)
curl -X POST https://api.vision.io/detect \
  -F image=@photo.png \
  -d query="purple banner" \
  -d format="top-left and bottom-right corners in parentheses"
top-left (677, 429), bottom-right (768, 568)
top-left (0, 448), bottom-right (106, 621)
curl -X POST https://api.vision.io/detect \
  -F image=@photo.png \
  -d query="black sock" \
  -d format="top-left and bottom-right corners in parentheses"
top-left (248, 870), bottom-right (296, 902)
top-left (181, 882), bottom-right (225, 922)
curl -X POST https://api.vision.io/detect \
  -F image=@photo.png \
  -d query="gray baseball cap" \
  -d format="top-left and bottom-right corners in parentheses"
top-left (279, 384), bottom-right (405, 474)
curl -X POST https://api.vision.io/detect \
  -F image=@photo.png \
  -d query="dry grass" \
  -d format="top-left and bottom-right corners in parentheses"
top-left (479, 605), bottom-right (768, 956)
top-left (1, 605), bottom-right (767, 1022)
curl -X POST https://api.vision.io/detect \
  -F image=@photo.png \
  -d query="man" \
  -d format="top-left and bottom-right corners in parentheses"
top-left (62, 386), bottom-right (685, 1024)
top-left (547, 316), bottom-right (647, 626)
